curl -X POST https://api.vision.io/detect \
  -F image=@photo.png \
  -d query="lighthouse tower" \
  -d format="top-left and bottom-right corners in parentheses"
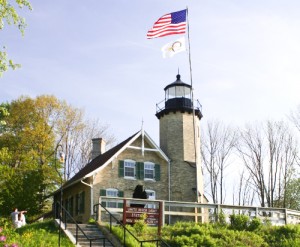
top-left (156, 74), bottom-right (204, 203)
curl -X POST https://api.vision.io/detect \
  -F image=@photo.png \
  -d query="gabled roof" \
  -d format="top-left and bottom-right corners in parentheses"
top-left (63, 131), bottom-right (139, 188)
top-left (62, 129), bottom-right (169, 190)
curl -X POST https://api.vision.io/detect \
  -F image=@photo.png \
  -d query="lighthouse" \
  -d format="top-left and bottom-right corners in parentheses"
top-left (156, 74), bottom-right (204, 203)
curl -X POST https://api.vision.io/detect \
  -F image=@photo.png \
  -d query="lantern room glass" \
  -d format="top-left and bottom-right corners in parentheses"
top-left (165, 85), bottom-right (191, 101)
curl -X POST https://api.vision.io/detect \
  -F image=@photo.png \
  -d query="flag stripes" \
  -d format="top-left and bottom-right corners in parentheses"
top-left (147, 9), bottom-right (187, 39)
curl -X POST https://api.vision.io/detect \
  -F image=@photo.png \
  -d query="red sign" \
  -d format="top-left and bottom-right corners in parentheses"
top-left (126, 207), bottom-right (159, 213)
top-left (122, 200), bottom-right (163, 235)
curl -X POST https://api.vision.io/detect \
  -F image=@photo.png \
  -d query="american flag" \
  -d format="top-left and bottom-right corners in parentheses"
top-left (147, 9), bottom-right (187, 39)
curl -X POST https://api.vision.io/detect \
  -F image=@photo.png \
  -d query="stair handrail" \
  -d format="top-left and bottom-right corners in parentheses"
top-left (94, 202), bottom-right (170, 247)
top-left (29, 210), bottom-right (53, 223)
top-left (55, 202), bottom-right (114, 246)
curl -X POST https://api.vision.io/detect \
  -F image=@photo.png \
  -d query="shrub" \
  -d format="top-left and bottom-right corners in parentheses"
top-left (133, 213), bottom-right (147, 236)
top-left (170, 235), bottom-right (196, 247)
top-left (260, 224), bottom-right (300, 247)
top-left (113, 220), bottom-right (300, 247)
top-left (229, 214), bottom-right (250, 231)
top-left (164, 221), bottom-right (266, 247)
top-left (111, 224), bottom-right (157, 247)
top-left (218, 212), bottom-right (227, 226)
top-left (111, 226), bottom-right (139, 247)
top-left (88, 218), bottom-right (96, 224)
top-left (248, 217), bottom-right (262, 232)
top-left (263, 217), bottom-right (272, 227)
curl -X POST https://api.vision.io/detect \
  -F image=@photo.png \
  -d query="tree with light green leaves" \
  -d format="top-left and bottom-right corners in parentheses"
top-left (0, 103), bottom-right (10, 129)
top-left (0, 95), bottom-right (115, 216)
top-left (0, 0), bottom-right (32, 76)
top-left (273, 177), bottom-right (300, 211)
top-left (0, 96), bottom-right (58, 215)
top-left (283, 178), bottom-right (300, 210)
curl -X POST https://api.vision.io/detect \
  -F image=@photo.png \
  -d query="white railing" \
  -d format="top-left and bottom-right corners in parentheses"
top-left (97, 197), bottom-right (300, 226)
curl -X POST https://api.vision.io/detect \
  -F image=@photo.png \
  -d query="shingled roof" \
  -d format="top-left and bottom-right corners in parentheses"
top-left (63, 131), bottom-right (139, 188)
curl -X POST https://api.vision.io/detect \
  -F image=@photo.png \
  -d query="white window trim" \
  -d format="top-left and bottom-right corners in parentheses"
top-left (145, 189), bottom-right (156, 209)
top-left (106, 188), bottom-right (118, 208)
top-left (124, 159), bottom-right (136, 179)
top-left (144, 162), bottom-right (155, 181)
top-left (106, 188), bottom-right (118, 197)
top-left (145, 189), bottom-right (156, 199)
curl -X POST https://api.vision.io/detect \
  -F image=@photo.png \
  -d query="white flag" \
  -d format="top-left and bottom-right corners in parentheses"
top-left (161, 37), bottom-right (186, 58)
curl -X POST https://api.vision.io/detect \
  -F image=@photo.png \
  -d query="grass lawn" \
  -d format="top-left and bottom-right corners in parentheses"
top-left (0, 219), bottom-right (73, 247)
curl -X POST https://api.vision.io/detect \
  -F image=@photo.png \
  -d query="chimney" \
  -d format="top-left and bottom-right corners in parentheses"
top-left (91, 138), bottom-right (106, 160)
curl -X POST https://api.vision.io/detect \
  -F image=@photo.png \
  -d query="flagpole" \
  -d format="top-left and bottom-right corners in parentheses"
top-left (186, 7), bottom-right (200, 203)
top-left (186, 7), bottom-right (193, 88)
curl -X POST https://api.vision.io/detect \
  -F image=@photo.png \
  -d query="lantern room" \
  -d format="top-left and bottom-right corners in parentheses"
top-left (156, 74), bottom-right (203, 119)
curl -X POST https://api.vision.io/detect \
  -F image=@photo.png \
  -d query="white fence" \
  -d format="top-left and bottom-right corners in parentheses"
top-left (97, 196), bottom-right (300, 226)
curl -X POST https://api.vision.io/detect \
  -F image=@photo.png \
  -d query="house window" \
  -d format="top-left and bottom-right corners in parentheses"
top-left (65, 196), bottom-right (73, 219)
top-left (145, 190), bottom-right (156, 209)
top-left (75, 195), bottom-right (79, 215)
top-left (76, 191), bottom-right (85, 215)
top-left (69, 197), bottom-right (74, 216)
top-left (106, 188), bottom-right (118, 208)
top-left (124, 160), bottom-right (136, 178)
top-left (119, 160), bottom-right (160, 181)
top-left (65, 197), bottom-right (73, 219)
top-left (100, 189), bottom-right (124, 208)
top-left (144, 162), bottom-right (155, 180)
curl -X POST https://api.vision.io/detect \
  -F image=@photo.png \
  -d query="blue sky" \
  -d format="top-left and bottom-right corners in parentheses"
top-left (2, 0), bottom-right (300, 145)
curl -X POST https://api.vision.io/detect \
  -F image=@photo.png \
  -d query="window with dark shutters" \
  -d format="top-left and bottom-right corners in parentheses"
top-left (155, 164), bottom-right (161, 181)
top-left (100, 189), bottom-right (124, 208)
top-left (75, 194), bottom-right (80, 215)
top-left (119, 160), bottom-right (161, 181)
top-left (124, 160), bottom-right (135, 178)
top-left (118, 190), bottom-right (124, 208)
top-left (70, 197), bottom-right (74, 216)
top-left (119, 159), bottom-right (136, 179)
top-left (118, 160), bottom-right (124, 177)
top-left (144, 162), bottom-right (155, 180)
top-left (79, 191), bottom-right (85, 213)
top-left (100, 189), bottom-right (107, 207)
top-left (136, 162), bottom-right (144, 179)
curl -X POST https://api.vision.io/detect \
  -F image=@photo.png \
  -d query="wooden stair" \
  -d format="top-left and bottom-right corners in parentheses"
top-left (67, 223), bottom-right (114, 247)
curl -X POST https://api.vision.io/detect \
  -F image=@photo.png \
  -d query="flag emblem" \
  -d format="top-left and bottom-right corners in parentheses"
top-left (161, 37), bottom-right (186, 58)
top-left (147, 9), bottom-right (187, 39)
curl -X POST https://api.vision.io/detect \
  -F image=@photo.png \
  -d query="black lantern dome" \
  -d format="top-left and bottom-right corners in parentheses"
top-left (164, 74), bottom-right (192, 109)
top-left (156, 74), bottom-right (203, 119)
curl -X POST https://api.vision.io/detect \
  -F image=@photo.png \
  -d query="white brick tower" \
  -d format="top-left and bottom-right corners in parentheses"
top-left (156, 74), bottom-right (204, 203)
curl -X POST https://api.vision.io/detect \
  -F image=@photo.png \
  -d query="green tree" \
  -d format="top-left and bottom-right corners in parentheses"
top-left (0, 0), bottom-right (32, 76)
top-left (0, 96), bottom-right (58, 214)
top-left (0, 103), bottom-right (10, 131)
top-left (274, 178), bottom-right (300, 211)
top-left (0, 95), bottom-right (115, 216)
